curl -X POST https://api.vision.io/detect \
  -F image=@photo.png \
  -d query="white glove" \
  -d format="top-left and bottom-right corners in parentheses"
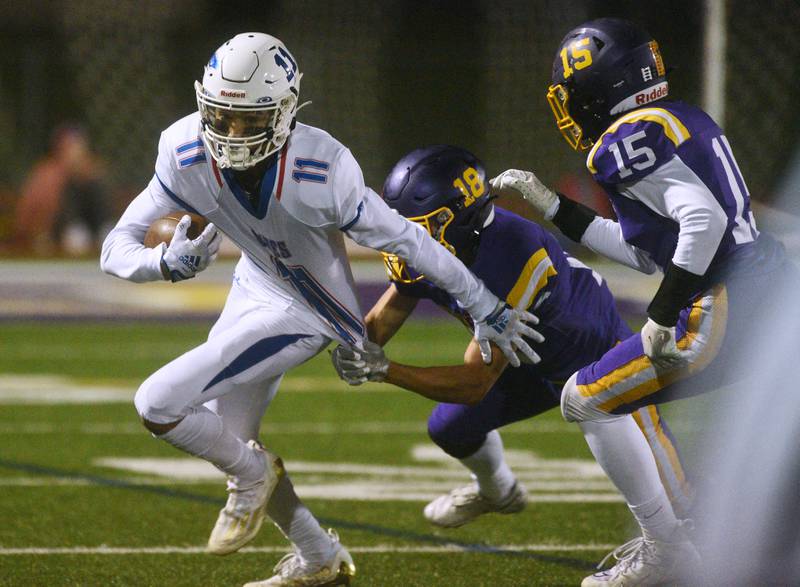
top-left (641, 318), bottom-right (682, 369)
top-left (161, 215), bottom-right (220, 282)
top-left (474, 302), bottom-right (545, 368)
top-left (490, 169), bottom-right (560, 220)
top-left (331, 341), bottom-right (389, 385)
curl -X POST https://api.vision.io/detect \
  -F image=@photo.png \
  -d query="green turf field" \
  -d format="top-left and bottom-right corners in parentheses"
top-left (0, 319), bottom-right (640, 587)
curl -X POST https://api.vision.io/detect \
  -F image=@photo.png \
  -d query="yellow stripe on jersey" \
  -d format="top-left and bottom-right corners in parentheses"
top-left (506, 248), bottom-right (558, 310)
top-left (632, 405), bottom-right (691, 510)
top-left (586, 107), bottom-right (692, 174)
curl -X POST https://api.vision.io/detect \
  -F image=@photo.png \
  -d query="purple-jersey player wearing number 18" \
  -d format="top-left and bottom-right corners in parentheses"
top-left (330, 145), bottom-right (691, 530)
top-left (493, 17), bottom-right (798, 586)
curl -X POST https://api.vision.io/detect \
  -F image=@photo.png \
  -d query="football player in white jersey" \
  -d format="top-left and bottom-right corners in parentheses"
top-left (100, 32), bottom-right (539, 587)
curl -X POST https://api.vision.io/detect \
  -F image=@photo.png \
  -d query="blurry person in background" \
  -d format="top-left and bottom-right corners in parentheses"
top-left (13, 124), bottom-right (110, 255)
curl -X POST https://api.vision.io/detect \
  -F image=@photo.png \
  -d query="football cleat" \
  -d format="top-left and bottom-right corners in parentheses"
top-left (242, 529), bottom-right (356, 587)
top-left (207, 440), bottom-right (284, 556)
top-left (423, 481), bottom-right (528, 528)
top-left (582, 532), bottom-right (701, 586)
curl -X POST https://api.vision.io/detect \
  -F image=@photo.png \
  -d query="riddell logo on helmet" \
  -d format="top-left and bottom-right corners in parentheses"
top-left (220, 89), bottom-right (246, 98)
top-left (635, 84), bottom-right (668, 105)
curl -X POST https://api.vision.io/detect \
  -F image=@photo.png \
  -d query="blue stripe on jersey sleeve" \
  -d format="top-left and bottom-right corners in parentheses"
top-left (202, 334), bottom-right (311, 392)
top-left (339, 201), bottom-right (364, 232)
top-left (178, 154), bottom-right (207, 168)
top-left (155, 173), bottom-right (201, 215)
top-left (176, 139), bottom-right (204, 154)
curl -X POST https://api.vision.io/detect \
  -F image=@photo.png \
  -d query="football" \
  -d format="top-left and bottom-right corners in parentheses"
top-left (144, 212), bottom-right (208, 248)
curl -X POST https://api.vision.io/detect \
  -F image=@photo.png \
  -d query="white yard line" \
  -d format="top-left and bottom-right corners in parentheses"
top-left (0, 543), bottom-right (616, 556)
top-left (0, 375), bottom-right (398, 404)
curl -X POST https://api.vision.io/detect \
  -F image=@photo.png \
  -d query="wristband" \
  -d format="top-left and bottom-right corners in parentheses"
top-left (647, 261), bottom-right (706, 326)
top-left (551, 193), bottom-right (597, 242)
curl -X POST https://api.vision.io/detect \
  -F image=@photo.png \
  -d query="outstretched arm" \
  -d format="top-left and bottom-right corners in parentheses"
top-left (386, 339), bottom-right (507, 405)
top-left (346, 190), bottom-right (541, 366)
top-left (490, 169), bottom-right (657, 273)
top-left (331, 338), bottom-right (508, 405)
top-left (365, 284), bottom-right (418, 347)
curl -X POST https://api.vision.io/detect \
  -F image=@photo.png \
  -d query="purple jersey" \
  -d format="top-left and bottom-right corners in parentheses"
top-left (586, 101), bottom-right (760, 274)
top-left (395, 207), bottom-right (630, 381)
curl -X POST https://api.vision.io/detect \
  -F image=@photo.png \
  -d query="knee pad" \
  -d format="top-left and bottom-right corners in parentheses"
top-left (560, 372), bottom-right (618, 423)
top-left (427, 406), bottom-right (485, 459)
top-left (134, 375), bottom-right (184, 424)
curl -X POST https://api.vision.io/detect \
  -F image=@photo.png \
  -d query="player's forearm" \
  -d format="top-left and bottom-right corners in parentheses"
top-left (581, 217), bottom-right (658, 274)
top-left (100, 190), bottom-right (171, 282)
top-left (101, 229), bottom-right (164, 282)
top-left (647, 182), bottom-right (728, 324)
top-left (385, 361), bottom-right (494, 405)
top-left (348, 192), bottom-right (498, 320)
top-left (365, 286), bottom-right (418, 346)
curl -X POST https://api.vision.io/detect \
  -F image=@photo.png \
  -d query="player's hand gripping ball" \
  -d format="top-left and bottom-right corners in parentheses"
top-left (144, 212), bottom-right (209, 248)
top-left (145, 212), bottom-right (220, 282)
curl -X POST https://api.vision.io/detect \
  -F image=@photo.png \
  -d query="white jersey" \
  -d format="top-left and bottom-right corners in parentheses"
top-left (101, 114), bottom-right (498, 344)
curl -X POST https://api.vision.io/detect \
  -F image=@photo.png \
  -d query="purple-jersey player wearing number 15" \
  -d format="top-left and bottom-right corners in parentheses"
top-left (492, 17), bottom-right (799, 587)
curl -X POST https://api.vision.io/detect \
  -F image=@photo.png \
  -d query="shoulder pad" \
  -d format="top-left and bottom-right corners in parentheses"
top-left (586, 107), bottom-right (691, 184)
top-left (154, 113), bottom-right (219, 215)
top-left (279, 133), bottom-right (362, 228)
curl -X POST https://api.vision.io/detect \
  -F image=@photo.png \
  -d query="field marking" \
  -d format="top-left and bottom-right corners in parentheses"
top-left (0, 375), bottom-right (398, 404)
top-left (74, 449), bottom-right (623, 503)
top-left (0, 443), bottom-right (623, 503)
top-left (0, 543), bottom-right (616, 556)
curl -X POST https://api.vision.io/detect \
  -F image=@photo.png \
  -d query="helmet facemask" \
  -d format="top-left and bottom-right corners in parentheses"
top-left (381, 206), bottom-right (455, 284)
top-left (196, 81), bottom-right (299, 170)
top-left (382, 198), bottom-right (493, 284)
top-left (547, 83), bottom-right (593, 151)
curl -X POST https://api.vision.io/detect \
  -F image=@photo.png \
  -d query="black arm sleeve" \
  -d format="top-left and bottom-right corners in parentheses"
top-left (551, 193), bottom-right (598, 242)
top-left (647, 261), bottom-right (706, 326)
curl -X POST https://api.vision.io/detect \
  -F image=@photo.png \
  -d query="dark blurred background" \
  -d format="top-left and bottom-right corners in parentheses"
top-left (0, 0), bottom-right (798, 254)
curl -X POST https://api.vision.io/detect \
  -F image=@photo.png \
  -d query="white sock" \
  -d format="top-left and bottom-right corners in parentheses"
top-left (160, 406), bottom-right (265, 486)
top-left (579, 416), bottom-right (679, 541)
top-left (629, 491), bottom-right (681, 543)
top-left (267, 474), bottom-right (335, 566)
top-left (460, 430), bottom-right (516, 503)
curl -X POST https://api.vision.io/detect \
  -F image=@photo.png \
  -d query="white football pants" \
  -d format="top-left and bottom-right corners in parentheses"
top-left (134, 278), bottom-right (332, 438)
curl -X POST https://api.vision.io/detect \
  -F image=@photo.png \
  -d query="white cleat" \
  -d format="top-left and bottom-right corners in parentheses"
top-left (243, 529), bottom-right (356, 587)
top-left (423, 481), bottom-right (528, 528)
top-left (207, 440), bottom-right (284, 556)
top-left (582, 533), bottom-right (701, 586)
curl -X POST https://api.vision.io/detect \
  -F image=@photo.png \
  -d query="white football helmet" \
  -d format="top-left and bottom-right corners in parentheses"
top-left (195, 33), bottom-right (302, 170)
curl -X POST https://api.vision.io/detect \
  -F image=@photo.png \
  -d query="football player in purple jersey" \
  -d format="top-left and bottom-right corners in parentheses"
top-left (491, 17), bottom-right (800, 586)
top-left (330, 144), bottom-right (692, 531)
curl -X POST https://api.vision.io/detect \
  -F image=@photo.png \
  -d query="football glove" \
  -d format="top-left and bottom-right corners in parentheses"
top-left (161, 215), bottom-right (220, 282)
top-left (490, 169), bottom-right (559, 220)
top-left (474, 302), bottom-right (544, 368)
top-left (641, 318), bottom-right (683, 369)
top-left (331, 341), bottom-right (389, 385)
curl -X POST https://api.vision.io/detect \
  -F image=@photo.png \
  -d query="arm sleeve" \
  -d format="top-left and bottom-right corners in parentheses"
top-left (581, 217), bottom-right (658, 274)
top-left (620, 155), bottom-right (727, 276)
top-left (101, 130), bottom-right (197, 282)
top-left (99, 183), bottom-right (172, 282)
top-left (345, 190), bottom-right (499, 321)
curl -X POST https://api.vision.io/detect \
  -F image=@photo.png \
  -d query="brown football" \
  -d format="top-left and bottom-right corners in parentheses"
top-left (144, 212), bottom-right (208, 248)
